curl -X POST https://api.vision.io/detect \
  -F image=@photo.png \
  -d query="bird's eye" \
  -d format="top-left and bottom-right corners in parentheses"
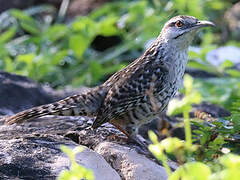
top-left (175, 20), bottom-right (183, 28)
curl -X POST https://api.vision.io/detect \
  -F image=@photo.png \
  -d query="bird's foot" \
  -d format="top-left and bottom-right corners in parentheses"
top-left (106, 134), bottom-right (129, 143)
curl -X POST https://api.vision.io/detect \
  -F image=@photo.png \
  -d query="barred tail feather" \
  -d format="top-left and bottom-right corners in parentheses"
top-left (5, 102), bottom-right (75, 125)
top-left (5, 86), bottom-right (107, 125)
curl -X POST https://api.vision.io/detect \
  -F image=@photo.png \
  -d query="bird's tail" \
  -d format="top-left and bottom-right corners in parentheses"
top-left (5, 86), bottom-right (107, 125)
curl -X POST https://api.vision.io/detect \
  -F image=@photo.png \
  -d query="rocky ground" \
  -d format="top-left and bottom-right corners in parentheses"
top-left (0, 71), bottom-right (170, 180)
top-left (0, 116), bottom-right (168, 180)
top-left (0, 71), bottom-right (231, 180)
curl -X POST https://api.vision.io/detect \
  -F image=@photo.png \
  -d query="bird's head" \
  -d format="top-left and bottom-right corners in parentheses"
top-left (160, 15), bottom-right (215, 48)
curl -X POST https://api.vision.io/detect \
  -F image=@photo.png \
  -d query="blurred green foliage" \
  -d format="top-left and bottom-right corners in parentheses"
top-left (149, 130), bottom-right (240, 180)
top-left (0, 1), bottom-right (237, 111)
top-left (194, 78), bottom-right (240, 109)
top-left (0, 1), bottom-right (163, 87)
top-left (150, 74), bottom-right (240, 180)
top-left (58, 145), bottom-right (94, 180)
top-left (169, 154), bottom-right (240, 180)
top-left (0, 0), bottom-right (231, 88)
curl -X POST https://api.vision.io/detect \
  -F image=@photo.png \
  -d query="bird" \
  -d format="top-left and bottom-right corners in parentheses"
top-left (5, 15), bottom-right (215, 148)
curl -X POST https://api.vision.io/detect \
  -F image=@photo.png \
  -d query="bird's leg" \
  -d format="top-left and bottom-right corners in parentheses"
top-left (126, 126), bottom-right (152, 155)
top-left (107, 121), bottom-right (129, 142)
top-left (104, 121), bottom-right (167, 165)
top-left (110, 120), bottom-right (151, 155)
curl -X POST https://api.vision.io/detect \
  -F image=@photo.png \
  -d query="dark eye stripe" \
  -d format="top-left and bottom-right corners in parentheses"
top-left (167, 22), bottom-right (176, 27)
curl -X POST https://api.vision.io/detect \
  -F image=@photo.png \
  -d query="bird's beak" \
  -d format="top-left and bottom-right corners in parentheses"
top-left (195, 20), bottom-right (216, 28)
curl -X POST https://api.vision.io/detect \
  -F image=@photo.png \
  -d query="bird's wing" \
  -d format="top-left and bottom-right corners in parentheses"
top-left (92, 58), bottom-right (169, 128)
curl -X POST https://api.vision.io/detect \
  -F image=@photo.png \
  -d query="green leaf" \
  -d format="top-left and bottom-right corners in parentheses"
top-left (210, 169), bottom-right (240, 180)
top-left (72, 17), bottom-right (96, 37)
top-left (127, 1), bottom-right (146, 23)
top-left (0, 42), bottom-right (9, 57)
top-left (10, 9), bottom-right (40, 35)
top-left (58, 145), bottom-right (94, 180)
top-left (188, 50), bottom-right (201, 59)
top-left (16, 53), bottom-right (35, 66)
top-left (0, 26), bottom-right (17, 43)
top-left (148, 130), bottom-right (158, 144)
top-left (193, 78), bottom-right (240, 108)
top-left (207, 0), bottom-right (226, 10)
top-left (220, 154), bottom-right (240, 168)
top-left (20, 21), bottom-right (40, 35)
top-left (209, 135), bottom-right (225, 150)
top-left (167, 91), bottom-right (201, 116)
top-left (225, 69), bottom-right (240, 78)
top-left (43, 24), bottom-right (68, 42)
top-left (160, 137), bottom-right (184, 154)
top-left (69, 34), bottom-right (90, 59)
top-left (169, 162), bottom-right (211, 180)
top-left (3, 56), bottom-right (15, 72)
top-left (10, 9), bottom-right (35, 21)
top-left (187, 60), bottom-right (217, 75)
top-left (89, 61), bottom-right (103, 82)
top-left (173, 0), bottom-right (205, 19)
top-left (60, 145), bottom-right (76, 162)
top-left (98, 16), bottom-right (119, 36)
top-left (148, 144), bottom-right (164, 161)
top-left (183, 74), bottom-right (193, 95)
top-left (51, 50), bottom-right (69, 65)
top-left (220, 60), bottom-right (233, 69)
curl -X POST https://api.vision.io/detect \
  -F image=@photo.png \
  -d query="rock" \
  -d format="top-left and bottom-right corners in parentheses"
top-left (235, 62), bottom-right (240, 71)
top-left (192, 102), bottom-right (231, 118)
top-left (0, 136), bottom-right (120, 179)
top-left (189, 46), bottom-right (240, 67)
top-left (0, 113), bottom-right (166, 180)
top-left (0, 116), bottom-right (90, 140)
top-left (0, 114), bottom-right (168, 180)
top-left (0, 116), bottom-right (121, 179)
top-left (0, 71), bottom-right (92, 116)
top-left (74, 146), bottom-right (121, 180)
top-left (224, 2), bottom-right (240, 40)
top-left (67, 0), bottom-right (110, 17)
top-left (0, 0), bottom-right (36, 13)
top-left (0, 71), bottom-right (57, 115)
top-left (95, 142), bottom-right (168, 180)
top-left (206, 46), bottom-right (240, 66)
top-left (0, 113), bottom-right (166, 179)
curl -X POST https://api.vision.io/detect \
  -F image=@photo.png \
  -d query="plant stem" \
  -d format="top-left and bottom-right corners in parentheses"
top-left (184, 110), bottom-right (192, 147)
top-left (161, 154), bottom-right (172, 176)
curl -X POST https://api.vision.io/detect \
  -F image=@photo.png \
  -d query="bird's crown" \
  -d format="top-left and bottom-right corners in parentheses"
top-left (160, 15), bottom-right (215, 40)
